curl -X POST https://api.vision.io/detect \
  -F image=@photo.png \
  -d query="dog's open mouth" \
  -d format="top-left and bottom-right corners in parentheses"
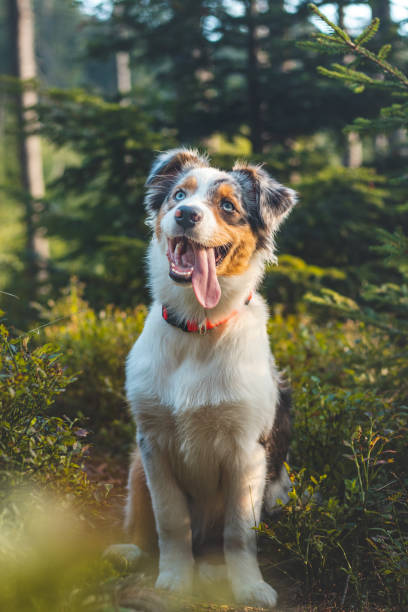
top-left (167, 237), bottom-right (231, 309)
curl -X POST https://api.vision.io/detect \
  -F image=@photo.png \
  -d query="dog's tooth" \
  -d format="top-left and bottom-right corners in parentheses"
top-left (174, 241), bottom-right (182, 262)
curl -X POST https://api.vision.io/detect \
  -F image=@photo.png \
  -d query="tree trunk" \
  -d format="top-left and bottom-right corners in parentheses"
top-left (338, 3), bottom-right (363, 168)
top-left (116, 50), bottom-right (132, 98)
top-left (369, 0), bottom-right (391, 26)
top-left (9, 0), bottom-right (49, 295)
top-left (246, 0), bottom-right (263, 154)
top-left (370, 0), bottom-right (392, 158)
top-left (346, 131), bottom-right (363, 168)
top-left (114, 2), bottom-right (132, 103)
top-left (337, 0), bottom-right (345, 29)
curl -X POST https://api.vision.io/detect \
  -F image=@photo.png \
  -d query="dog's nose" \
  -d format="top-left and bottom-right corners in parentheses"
top-left (174, 205), bottom-right (203, 230)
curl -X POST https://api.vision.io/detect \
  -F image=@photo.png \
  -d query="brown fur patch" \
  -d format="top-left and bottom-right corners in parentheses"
top-left (177, 175), bottom-right (198, 194)
top-left (125, 448), bottom-right (158, 553)
top-left (208, 183), bottom-right (257, 276)
top-left (215, 183), bottom-right (241, 213)
top-left (148, 151), bottom-right (208, 187)
top-left (232, 162), bottom-right (259, 180)
top-left (219, 228), bottom-right (257, 276)
top-left (164, 151), bottom-right (208, 177)
top-left (155, 207), bottom-right (165, 240)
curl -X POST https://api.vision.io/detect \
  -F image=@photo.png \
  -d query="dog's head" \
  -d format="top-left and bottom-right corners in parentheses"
top-left (145, 148), bottom-right (296, 309)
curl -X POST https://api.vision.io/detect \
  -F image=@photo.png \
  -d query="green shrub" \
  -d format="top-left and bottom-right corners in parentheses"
top-left (264, 237), bottom-right (408, 608)
top-left (263, 254), bottom-right (345, 313)
top-left (42, 280), bottom-right (146, 457)
top-left (261, 16), bottom-right (408, 603)
top-left (7, 270), bottom-right (400, 611)
top-left (0, 488), bottom-right (121, 612)
top-left (0, 314), bottom-right (89, 502)
top-left (259, 416), bottom-right (407, 608)
top-left (0, 312), bottom-right (126, 611)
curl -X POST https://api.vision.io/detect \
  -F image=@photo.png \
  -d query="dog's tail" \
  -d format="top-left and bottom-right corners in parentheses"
top-left (124, 448), bottom-right (158, 553)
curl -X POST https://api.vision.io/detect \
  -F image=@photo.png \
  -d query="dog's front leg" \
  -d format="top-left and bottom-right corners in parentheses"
top-left (138, 433), bottom-right (194, 593)
top-left (224, 444), bottom-right (278, 608)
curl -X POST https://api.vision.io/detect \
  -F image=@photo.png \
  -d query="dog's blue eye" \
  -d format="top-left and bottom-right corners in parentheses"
top-left (174, 190), bottom-right (186, 201)
top-left (221, 200), bottom-right (235, 213)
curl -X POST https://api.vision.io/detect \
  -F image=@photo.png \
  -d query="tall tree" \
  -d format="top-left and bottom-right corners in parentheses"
top-left (8, 0), bottom-right (49, 296)
top-left (246, 0), bottom-right (262, 153)
top-left (335, 1), bottom-right (363, 167)
top-left (113, 2), bottom-right (132, 101)
top-left (369, 0), bottom-right (391, 29)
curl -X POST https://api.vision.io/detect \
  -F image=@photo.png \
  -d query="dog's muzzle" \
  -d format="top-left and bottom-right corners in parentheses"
top-left (175, 205), bottom-right (203, 230)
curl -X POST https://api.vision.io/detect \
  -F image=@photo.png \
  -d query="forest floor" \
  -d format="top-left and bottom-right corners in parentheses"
top-left (5, 294), bottom-right (401, 612)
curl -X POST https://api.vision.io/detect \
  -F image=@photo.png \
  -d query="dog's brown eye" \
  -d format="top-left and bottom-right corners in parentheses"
top-left (221, 200), bottom-right (235, 213)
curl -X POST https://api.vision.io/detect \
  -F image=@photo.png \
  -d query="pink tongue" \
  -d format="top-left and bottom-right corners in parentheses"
top-left (191, 245), bottom-right (221, 309)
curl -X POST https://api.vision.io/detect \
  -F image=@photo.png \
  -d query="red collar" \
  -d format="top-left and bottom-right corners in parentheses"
top-left (162, 293), bottom-right (253, 334)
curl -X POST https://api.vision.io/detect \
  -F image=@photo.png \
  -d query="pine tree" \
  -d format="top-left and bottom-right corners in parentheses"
top-left (84, 0), bottom-right (389, 154)
top-left (8, 0), bottom-right (49, 297)
top-left (304, 3), bottom-right (408, 391)
top-left (35, 87), bottom-right (173, 309)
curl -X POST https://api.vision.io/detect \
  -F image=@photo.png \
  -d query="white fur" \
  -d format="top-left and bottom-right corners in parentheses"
top-left (125, 164), bottom-right (288, 608)
top-left (160, 167), bottom-right (235, 247)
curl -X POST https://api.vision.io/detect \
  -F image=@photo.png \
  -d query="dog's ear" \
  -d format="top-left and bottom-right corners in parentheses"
top-left (145, 148), bottom-right (209, 213)
top-left (231, 162), bottom-right (297, 257)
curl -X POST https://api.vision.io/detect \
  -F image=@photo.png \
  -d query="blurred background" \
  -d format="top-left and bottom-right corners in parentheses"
top-left (1, 3), bottom-right (408, 610)
top-left (1, 0), bottom-right (407, 327)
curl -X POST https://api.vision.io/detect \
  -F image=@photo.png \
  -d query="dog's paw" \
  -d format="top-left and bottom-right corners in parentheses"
top-left (155, 564), bottom-right (193, 594)
top-left (233, 580), bottom-right (278, 609)
top-left (103, 543), bottom-right (147, 571)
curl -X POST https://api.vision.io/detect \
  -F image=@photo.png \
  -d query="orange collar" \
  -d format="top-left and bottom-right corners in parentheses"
top-left (162, 293), bottom-right (252, 334)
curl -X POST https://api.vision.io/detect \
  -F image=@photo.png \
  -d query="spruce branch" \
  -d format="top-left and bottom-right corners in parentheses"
top-left (354, 18), bottom-right (380, 46)
top-left (317, 65), bottom-right (399, 90)
top-left (308, 4), bottom-right (408, 89)
top-left (327, 64), bottom-right (376, 83)
top-left (312, 32), bottom-right (345, 44)
top-left (300, 39), bottom-right (347, 52)
top-left (378, 44), bottom-right (392, 60)
top-left (308, 3), bottom-right (351, 43)
top-left (299, 40), bottom-right (351, 54)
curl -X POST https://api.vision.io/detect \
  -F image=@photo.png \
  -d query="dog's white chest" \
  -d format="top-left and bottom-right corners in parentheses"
top-left (126, 301), bottom-right (278, 424)
top-left (125, 297), bottom-right (279, 505)
top-left (173, 404), bottom-right (244, 499)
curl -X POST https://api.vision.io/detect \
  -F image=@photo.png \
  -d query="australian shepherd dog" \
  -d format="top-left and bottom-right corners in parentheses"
top-left (124, 148), bottom-right (296, 608)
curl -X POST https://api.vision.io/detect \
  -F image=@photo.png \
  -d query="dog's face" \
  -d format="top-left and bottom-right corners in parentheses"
top-left (145, 148), bottom-right (296, 309)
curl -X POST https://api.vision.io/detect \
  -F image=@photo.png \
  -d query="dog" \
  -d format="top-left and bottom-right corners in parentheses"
top-left (124, 148), bottom-right (296, 608)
